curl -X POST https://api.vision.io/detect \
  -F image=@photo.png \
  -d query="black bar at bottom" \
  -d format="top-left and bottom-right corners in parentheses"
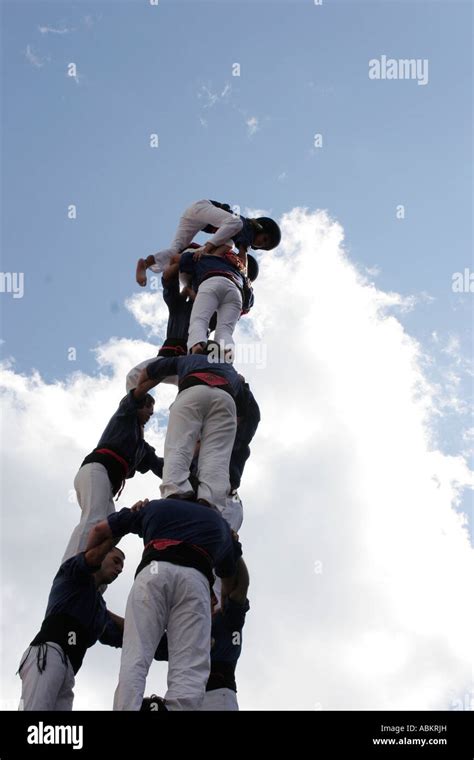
top-left (0, 710), bottom-right (472, 758)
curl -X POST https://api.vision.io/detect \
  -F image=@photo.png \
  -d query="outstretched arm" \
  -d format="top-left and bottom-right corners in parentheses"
top-left (162, 253), bottom-right (182, 285)
top-left (132, 370), bottom-right (161, 402)
top-left (107, 611), bottom-right (124, 631)
top-left (84, 521), bottom-right (116, 568)
top-left (84, 500), bottom-right (148, 560)
top-left (221, 556), bottom-right (249, 606)
top-left (133, 356), bottom-right (180, 399)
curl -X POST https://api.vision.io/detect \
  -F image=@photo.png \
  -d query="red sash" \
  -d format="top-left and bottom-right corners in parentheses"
top-left (186, 372), bottom-right (229, 387)
top-left (95, 448), bottom-right (129, 475)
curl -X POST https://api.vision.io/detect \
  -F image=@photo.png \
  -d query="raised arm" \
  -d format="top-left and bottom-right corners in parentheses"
top-left (228, 556), bottom-right (250, 604)
top-left (83, 520), bottom-right (116, 568)
top-left (107, 611), bottom-right (124, 631)
top-left (132, 369), bottom-right (162, 402)
top-left (162, 253), bottom-right (182, 285)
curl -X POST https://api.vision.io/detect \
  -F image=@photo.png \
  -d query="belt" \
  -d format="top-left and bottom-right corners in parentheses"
top-left (185, 372), bottom-right (230, 388)
top-left (95, 448), bottom-right (129, 476)
top-left (144, 538), bottom-right (212, 563)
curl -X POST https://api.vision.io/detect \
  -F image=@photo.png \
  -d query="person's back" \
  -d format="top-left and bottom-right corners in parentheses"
top-left (146, 352), bottom-right (242, 398)
top-left (179, 250), bottom-right (245, 294)
top-left (110, 497), bottom-right (236, 572)
top-left (62, 390), bottom-right (161, 564)
top-left (104, 498), bottom-right (242, 711)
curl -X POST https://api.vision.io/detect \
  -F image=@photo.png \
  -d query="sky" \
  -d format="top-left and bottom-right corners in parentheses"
top-left (0, 0), bottom-right (473, 711)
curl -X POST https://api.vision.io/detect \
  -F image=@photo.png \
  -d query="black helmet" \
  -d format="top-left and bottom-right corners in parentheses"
top-left (254, 217), bottom-right (281, 249)
top-left (247, 253), bottom-right (259, 281)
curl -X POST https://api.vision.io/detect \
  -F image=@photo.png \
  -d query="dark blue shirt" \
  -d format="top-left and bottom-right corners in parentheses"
top-left (211, 597), bottom-right (250, 665)
top-left (179, 251), bottom-right (244, 293)
top-left (229, 383), bottom-right (260, 490)
top-left (42, 554), bottom-right (122, 650)
top-left (146, 353), bottom-right (243, 400)
top-left (161, 275), bottom-right (193, 341)
top-left (108, 498), bottom-right (239, 578)
top-left (233, 217), bottom-right (256, 249)
top-left (205, 202), bottom-right (256, 249)
top-left (95, 390), bottom-right (162, 476)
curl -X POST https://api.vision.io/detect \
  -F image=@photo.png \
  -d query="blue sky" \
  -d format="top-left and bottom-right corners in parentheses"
top-left (2, 0), bottom-right (472, 378)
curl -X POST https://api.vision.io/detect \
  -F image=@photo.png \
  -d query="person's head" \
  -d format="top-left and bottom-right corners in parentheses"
top-left (247, 254), bottom-right (259, 282)
top-left (137, 393), bottom-right (155, 426)
top-left (251, 217), bottom-right (281, 251)
top-left (95, 547), bottom-right (125, 586)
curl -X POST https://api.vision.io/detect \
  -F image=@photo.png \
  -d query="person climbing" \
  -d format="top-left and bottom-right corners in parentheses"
top-left (17, 534), bottom-right (126, 710)
top-left (179, 246), bottom-right (258, 357)
top-left (188, 379), bottom-right (260, 530)
top-left (202, 554), bottom-right (250, 711)
top-left (133, 341), bottom-right (249, 511)
top-left (126, 244), bottom-right (216, 391)
top-left (135, 199), bottom-right (280, 283)
top-left (86, 497), bottom-right (242, 711)
top-left (141, 556), bottom-right (250, 712)
top-left (62, 386), bottom-right (163, 563)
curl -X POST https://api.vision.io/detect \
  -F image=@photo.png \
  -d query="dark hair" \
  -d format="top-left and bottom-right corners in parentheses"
top-left (247, 254), bottom-right (259, 281)
top-left (137, 393), bottom-right (155, 409)
top-left (112, 546), bottom-right (125, 560)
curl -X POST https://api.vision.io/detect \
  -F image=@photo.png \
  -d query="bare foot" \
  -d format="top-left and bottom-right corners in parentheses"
top-left (136, 258), bottom-right (148, 287)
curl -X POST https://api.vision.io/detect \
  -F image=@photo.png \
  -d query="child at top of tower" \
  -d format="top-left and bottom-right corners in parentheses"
top-left (135, 199), bottom-right (280, 286)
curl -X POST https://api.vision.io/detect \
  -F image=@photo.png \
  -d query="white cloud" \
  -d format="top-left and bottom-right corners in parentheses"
top-left (365, 265), bottom-right (380, 277)
top-left (124, 291), bottom-right (169, 338)
top-left (442, 335), bottom-right (463, 362)
top-left (196, 82), bottom-right (232, 128)
top-left (38, 25), bottom-right (73, 35)
top-left (24, 45), bottom-right (48, 68)
top-left (1, 207), bottom-right (472, 711)
top-left (246, 116), bottom-right (259, 136)
top-left (83, 15), bottom-right (102, 28)
top-left (277, 172), bottom-right (287, 182)
top-left (243, 206), bottom-right (272, 219)
top-left (197, 83), bottom-right (232, 109)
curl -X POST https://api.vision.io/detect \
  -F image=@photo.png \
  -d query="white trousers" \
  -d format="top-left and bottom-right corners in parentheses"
top-left (187, 276), bottom-right (242, 353)
top-left (221, 492), bottom-right (244, 533)
top-left (200, 688), bottom-right (239, 711)
top-left (151, 200), bottom-right (243, 273)
top-left (18, 644), bottom-right (75, 711)
top-left (160, 385), bottom-right (236, 510)
top-left (126, 356), bottom-right (178, 391)
top-left (113, 563), bottom-right (211, 711)
top-left (62, 463), bottom-right (115, 563)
